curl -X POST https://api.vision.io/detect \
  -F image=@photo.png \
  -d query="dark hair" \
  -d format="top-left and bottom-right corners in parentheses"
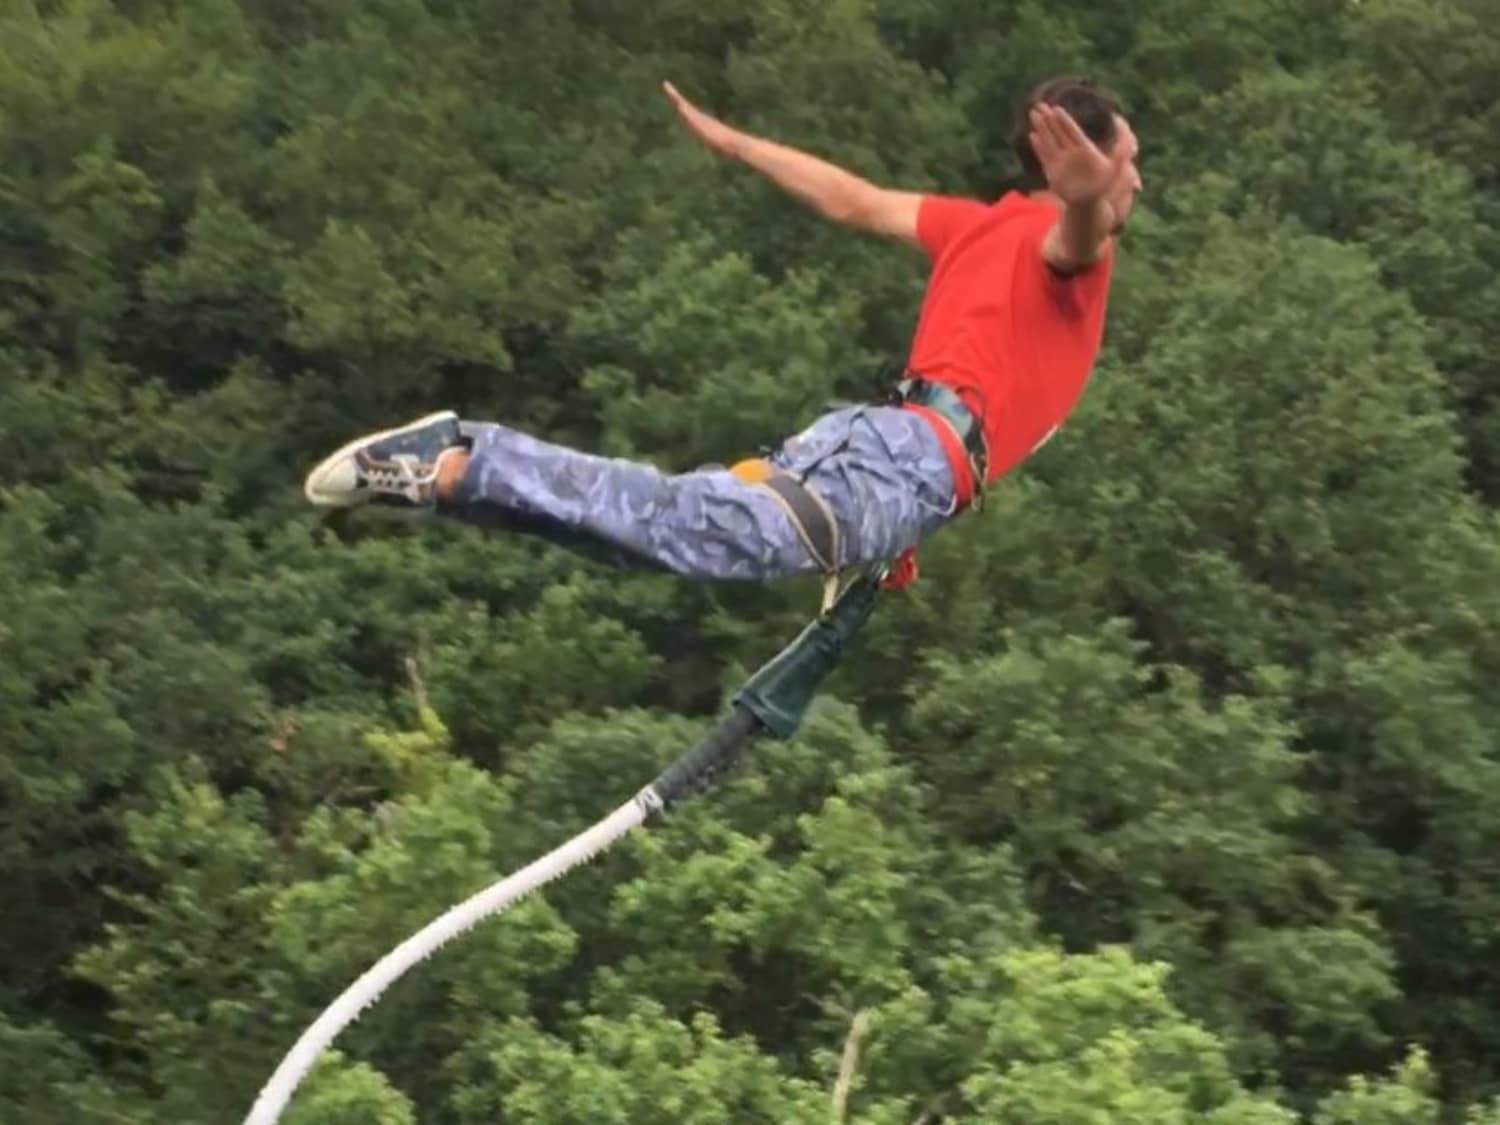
top-left (1011, 76), bottom-right (1126, 192)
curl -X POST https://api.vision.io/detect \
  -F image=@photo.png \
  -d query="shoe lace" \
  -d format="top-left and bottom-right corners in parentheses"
top-left (359, 454), bottom-right (436, 504)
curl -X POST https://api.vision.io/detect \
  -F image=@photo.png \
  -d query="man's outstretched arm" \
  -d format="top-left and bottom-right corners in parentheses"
top-left (663, 81), bottom-right (922, 247)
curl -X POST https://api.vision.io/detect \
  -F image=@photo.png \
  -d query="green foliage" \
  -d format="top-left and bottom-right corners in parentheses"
top-left (573, 238), bottom-right (872, 467)
top-left (3, 0), bottom-right (1499, 1120)
top-left (458, 1002), bottom-right (829, 1124)
top-left (0, 1013), bottom-right (125, 1124)
top-left (1313, 1047), bottom-right (1442, 1125)
top-left (70, 762), bottom-right (288, 1121)
top-left (953, 948), bottom-right (1296, 1125)
top-left (429, 579), bottom-right (663, 757)
top-left (282, 1052), bottom-right (415, 1125)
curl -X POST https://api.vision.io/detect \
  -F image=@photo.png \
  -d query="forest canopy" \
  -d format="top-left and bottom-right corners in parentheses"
top-left (3, 0), bottom-right (1500, 1122)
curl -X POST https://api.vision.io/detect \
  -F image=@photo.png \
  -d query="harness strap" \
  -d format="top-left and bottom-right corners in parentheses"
top-left (759, 473), bottom-right (840, 574)
top-left (731, 458), bottom-right (843, 611)
top-left (892, 376), bottom-right (989, 512)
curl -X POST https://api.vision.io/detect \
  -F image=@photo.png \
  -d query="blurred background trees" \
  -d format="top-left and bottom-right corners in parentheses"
top-left (3, 0), bottom-right (1499, 1120)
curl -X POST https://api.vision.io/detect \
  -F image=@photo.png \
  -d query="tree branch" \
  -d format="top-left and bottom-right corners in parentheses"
top-left (831, 1009), bottom-right (871, 1121)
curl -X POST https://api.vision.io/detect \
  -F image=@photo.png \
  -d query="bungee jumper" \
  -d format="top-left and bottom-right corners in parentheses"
top-left (251, 76), bottom-right (1144, 1124)
top-left (303, 76), bottom-right (1142, 601)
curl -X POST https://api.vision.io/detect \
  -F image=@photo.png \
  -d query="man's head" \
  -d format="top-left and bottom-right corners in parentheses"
top-left (1012, 75), bottom-right (1141, 228)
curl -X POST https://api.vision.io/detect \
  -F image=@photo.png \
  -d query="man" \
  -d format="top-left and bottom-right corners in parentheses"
top-left (305, 76), bottom-right (1141, 585)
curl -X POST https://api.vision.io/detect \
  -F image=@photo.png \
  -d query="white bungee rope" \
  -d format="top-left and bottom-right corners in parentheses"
top-left (244, 794), bottom-right (656, 1124)
top-left (245, 570), bottom-right (882, 1123)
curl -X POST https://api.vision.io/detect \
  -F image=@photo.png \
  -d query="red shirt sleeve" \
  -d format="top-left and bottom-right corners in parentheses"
top-left (916, 195), bottom-right (988, 260)
top-left (1018, 207), bottom-right (1114, 314)
top-left (1041, 241), bottom-right (1114, 315)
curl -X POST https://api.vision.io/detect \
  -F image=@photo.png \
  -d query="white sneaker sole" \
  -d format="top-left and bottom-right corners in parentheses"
top-left (303, 410), bottom-right (459, 507)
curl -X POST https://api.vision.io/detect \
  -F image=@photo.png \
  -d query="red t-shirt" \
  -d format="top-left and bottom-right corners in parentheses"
top-left (906, 191), bottom-right (1114, 499)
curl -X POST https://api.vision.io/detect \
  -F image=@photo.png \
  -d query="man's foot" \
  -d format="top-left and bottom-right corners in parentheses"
top-left (304, 410), bottom-right (467, 509)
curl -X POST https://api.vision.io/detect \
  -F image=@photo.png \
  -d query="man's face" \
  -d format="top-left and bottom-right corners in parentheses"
top-left (1106, 114), bottom-right (1143, 232)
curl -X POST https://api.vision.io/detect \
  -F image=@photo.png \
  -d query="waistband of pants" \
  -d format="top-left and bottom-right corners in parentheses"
top-left (890, 376), bottom-right (988, 510)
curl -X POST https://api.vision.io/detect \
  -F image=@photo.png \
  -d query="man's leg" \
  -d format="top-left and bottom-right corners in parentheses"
top-left (303, 411), bottom-right (829, 579)
top-left (440, 421), bottom-right (824, 579)
top-left (302, 405), bottom-right (957, 580)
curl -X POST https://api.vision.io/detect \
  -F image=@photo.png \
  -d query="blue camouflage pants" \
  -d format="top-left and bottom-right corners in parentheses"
top-left (442, 405), bottom-right (958, 580)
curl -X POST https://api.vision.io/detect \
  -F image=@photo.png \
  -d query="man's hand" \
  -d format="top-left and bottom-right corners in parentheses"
top-left (1033, 104), bottom-right (1138, 272)
top-left (1028, 104), bottom-right (1135, 207)
top-left (663, 81), bottom-right (742, 158)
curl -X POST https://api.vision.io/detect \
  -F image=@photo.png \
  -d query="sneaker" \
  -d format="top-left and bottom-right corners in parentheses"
top-left (304, 410), bottom-right (466, 508)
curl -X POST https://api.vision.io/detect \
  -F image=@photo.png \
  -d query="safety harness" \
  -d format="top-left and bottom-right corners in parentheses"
top-left (729, 455), bottom-right (844, 610)
top-left (890, 375), bottom-right (989, 509)
top-left (731, 374), bottom-right (989, 612)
